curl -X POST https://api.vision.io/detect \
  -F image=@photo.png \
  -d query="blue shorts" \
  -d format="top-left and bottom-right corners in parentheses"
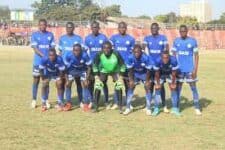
top-left (44, 72), bottom-right (61, 81)
top-left (67, 70), bottom-right (87, 81)
top-left (32, 66), bottom-right (40, 77)
top-left (178, 72), bottom-right (198, 83)
top-left (134, 73), bottom-right (147, 84)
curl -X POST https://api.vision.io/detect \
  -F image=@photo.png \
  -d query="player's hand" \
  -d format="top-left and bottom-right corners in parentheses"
top-left (83, 80), bottom-right (89, 87)
top-left (95, 76), bottom-right (100, 82)
top-left (155, 84), bottom-right (161, 90)
top-left (129, 80), bottom-right (135, 88)
top-left (192, 71), bottom-right (197, 79)
top-left (170, 83), bottom-right (176, 90)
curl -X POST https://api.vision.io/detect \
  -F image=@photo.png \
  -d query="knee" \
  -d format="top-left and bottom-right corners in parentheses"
top-left (42, 81), bottom-right (49, 88)
top-left (66, 81), bottom-right (72, 88)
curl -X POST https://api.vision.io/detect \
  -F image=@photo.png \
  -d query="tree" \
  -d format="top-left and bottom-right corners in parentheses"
top-left (104, 5), bottom-right (122, 17)
top-left (0, 6), bottom-right (10, 21)
top-left (136, 15), bottom-right (151, 20)
top-left (154, 15), bottom-right (168, 23)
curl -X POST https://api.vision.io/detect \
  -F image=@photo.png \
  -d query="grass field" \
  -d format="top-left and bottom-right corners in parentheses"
top-left (0, 46), bottom-right (225, 150)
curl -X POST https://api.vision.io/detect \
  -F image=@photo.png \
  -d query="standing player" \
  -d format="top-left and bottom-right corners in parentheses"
top-left (84, 21), bottom-right (109, 109)
top-left (39, 49), bottom-right (65, 112)
top-left (154, 51), bottom-right (180, 116)
top-left (123, 44), bottom-right (154, 116)
top-left (58, 22), bottom-right (83, 108)
top-left (92, 41), bottom-right (126, 113)
top-left (143, 23), bottom-right (169, 113)
top-left (110, 22), bottom-right (135, 110)
top-left (63, 44), bottom-right (92, 111)
top-left (172, 25), bottom-right (201, 115)
top-left (31, 19), bottom-right (55, 108)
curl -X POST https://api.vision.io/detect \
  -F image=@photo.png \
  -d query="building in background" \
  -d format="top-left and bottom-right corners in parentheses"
top-left (179, 0), bottom-right (212, 23)
top-left (10, 9), bottom-right (34, 21)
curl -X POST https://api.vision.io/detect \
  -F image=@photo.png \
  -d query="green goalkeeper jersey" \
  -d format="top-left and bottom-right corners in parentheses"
top-left (93, 51), bottom-right (126, 74)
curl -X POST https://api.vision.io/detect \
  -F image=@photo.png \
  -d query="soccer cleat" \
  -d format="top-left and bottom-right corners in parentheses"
top-left (123, 108), bottom-right (132, 115)
top-left (31, 100), bottom-right (37, 108)
top-left (88, 102), bottom-right (93, 109)
top-left (171, 108), bottom-right (181, 116)
top-left (142, 107), bottom-right (147, 112)
top-left (46, 100), bottom-right (51, 109)
top-left (111, 104), bottom-right (118, 110)
top-left (152, 107), bottom-right (160, 116)
top-left (41, 105), bottom-right (47, 112)
top-left (195, 109), bottom-right (202, 115)
top-left (130, 104), bottom-right (134, 110)
top-left (146, 109), bottom-right (152, 116)
top-left (55, 104), bottom-right (64, 112)
top-left (80, 102), bottom-right (84, 109)
top-left (63, 102), bottom-right (72, 111)
top-left (105, 103), bottom-right (111, 110)
top-left (163, 106), bottom-right (170, 113)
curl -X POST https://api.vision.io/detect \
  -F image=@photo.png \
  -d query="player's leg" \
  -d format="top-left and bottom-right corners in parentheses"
top-left (123, 79), bottom-right (135, 115)
top-left (161, 84), bottom-right (169, 113)
top-left (75, 77), bottom-right (83, 106)
top-left (64, 75), bottom-right (73, 111)
top-left (189, 82), bottom-right (201, 115)
top-left (55, 78), bottom-right (64, 111)
top-left (145, 80), bottom-right (153, 116)
top-left (81, 78), bottom-right (91, 111)
top-left (152, 80), bottom-right (161, 116)
top-left (41, 78), bottom-right (50, 112)
top-left (169, 83), bottom-right (181, 116)
top-left (113, 73), bottom-right (123, 113)
top-left (31, 66), bottom-right (40, 108)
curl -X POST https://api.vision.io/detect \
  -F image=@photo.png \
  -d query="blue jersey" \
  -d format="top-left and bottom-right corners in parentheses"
top-left (172, 37), bottom-right (198, 73)
top-left (85, 33), bottom-right (108, 61)
top-left (31, 31), bottom-right (55, 66)
top-left (126, 53), bottom-right (153, 75)
top-left (154, 56), bottom-right (179, 75)
top-left (110, 34), bottom-right (135, 63)
top-left (58, 34), bottom-right (83, 61)
top-left (144, 34), bottom-right (168, 62)
top-left (39, 56), bottom-right (65, 76)
top-left (64, 51), bottom-right (92, 73)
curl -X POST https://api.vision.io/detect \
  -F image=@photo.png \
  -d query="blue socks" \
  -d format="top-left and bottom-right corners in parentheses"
top-left (145, 92), bottom-right (152, 110)
top-left (190, 85), bottom-right (200, 109)
top-left (154, 90), bottom-right (161, 108)
top-left (171, 90), bottom-right (178, 108)
top-left (32, 83), bottom-right (38, 100)
top-left (126, 89), bottom-right (134, 109)
top-left (65, 87), bottom-right (72, 103)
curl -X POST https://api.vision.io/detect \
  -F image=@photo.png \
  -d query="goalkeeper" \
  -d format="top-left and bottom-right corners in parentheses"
top-left (92, 41), bottom-right (126, 113)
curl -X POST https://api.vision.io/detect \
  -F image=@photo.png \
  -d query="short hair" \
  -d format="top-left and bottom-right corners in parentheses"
top-left (133, 44), bottom-right (142, 51)
top-left (151, 22), bottom-right (159, 28)
top-left (161, 50), bottom-right (170, 56)
top-left (103, 41), bottom-right (112, 48)
top-left (39, 19), bottom-right (47, 24)
top-left (66, 22), bottom-right (75, 28)
top-left (73, 43), bottom-right (82, 49)
top-left (49, 48), bottom-right (56, 54)
top-left (91, 21), bottom-right (99, 27)
top-left (118, 21), bottom-right (127, 28)
top-left (180, 24), bottom-right (188, 30)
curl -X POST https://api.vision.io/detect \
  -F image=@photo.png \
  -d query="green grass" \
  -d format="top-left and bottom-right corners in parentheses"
top-left (0, 46), bottom-right (225, 150)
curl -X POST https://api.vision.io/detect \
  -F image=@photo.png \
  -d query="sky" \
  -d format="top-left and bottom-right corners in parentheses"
top-left (0, 0), bottom-right (224, 19)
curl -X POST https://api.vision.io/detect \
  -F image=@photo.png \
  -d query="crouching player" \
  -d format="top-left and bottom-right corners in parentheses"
top-left (63, 44), bottom-right (92, 111)
top-left (39, 49), bottom-right (65, 112)
top-left (154, 51), bottom-right (180, 116)
top-left (123, 44), bottom-right (154, 116)
top-left (92, 41), bottom-right (126, 113)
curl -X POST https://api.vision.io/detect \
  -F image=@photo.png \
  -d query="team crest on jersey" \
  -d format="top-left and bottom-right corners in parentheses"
top-left (99, 40), bottom-right (103, 44)
top-left (63, 41), bottom-right (67, 44)
top-left (80, 60), bottom-right (84, 63)
top-left (159, 41), bottom-right (163, 45)
top-left (149, 42), bottom-right (152, 45)
top-left (141, 63), bottom-right (145, 66)
top-left (89, 41), bottom-right (93, 45)
top-left (74, 41), bottom-right (78, 44)
top-left (48, 36), bottom-right (51, 41)
top-left (126, 41), bottom-right (130, 45)
top-left (37, 37), bottom-right (41, 41)
top-left (116, 40), bottom-right (120, 44)
top-left (187, 44), bottom-right (192, 48)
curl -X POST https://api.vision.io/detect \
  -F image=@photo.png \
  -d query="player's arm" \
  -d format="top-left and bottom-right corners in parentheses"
top-left (193, 48), bottom-right (199, 79)
top-left (58, 57), bottom-right (66, 78)
top-left (31, 33), bottom-right (44, 57)
top-left (38, 58), bottom-right (47, 78)
top-left (85, 54), bottom-right (92, 80)
top-left (142, 36), bottom-right (149, 55)
top-left (58, 37), bottom-right (63, 55)
top-left (93, 52), bottom-right (101, 76)
top-left (171, 40), bottom-right (177, 57)
top-left (114, 51), bottom-right (126, 74)
top-left (153, 61), bottom-right (161, 89)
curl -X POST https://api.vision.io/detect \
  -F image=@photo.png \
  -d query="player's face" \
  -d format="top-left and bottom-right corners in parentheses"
top-left (49, 52), bottom-right (56, 62)
top-left (66, 26), bottom-right (74, 35)
top-left (151, 25), bottom-right (159, 35)
top-left (73, 46), bottom-right (82, 56)
top-left (180, 27), bottom-right (188, 38)
top-left (162, 54), bottom-right (169, 64)
top-left (103, 44), bottom-right (112, 55)
top-left (39, 21), bottom-right (47, 32)
top-left (91, 24), bottom-right (100, 35)
top-left (118, 23), bottom-right (127, 35)
top-left (133, 48), bottom-right (142, 59)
